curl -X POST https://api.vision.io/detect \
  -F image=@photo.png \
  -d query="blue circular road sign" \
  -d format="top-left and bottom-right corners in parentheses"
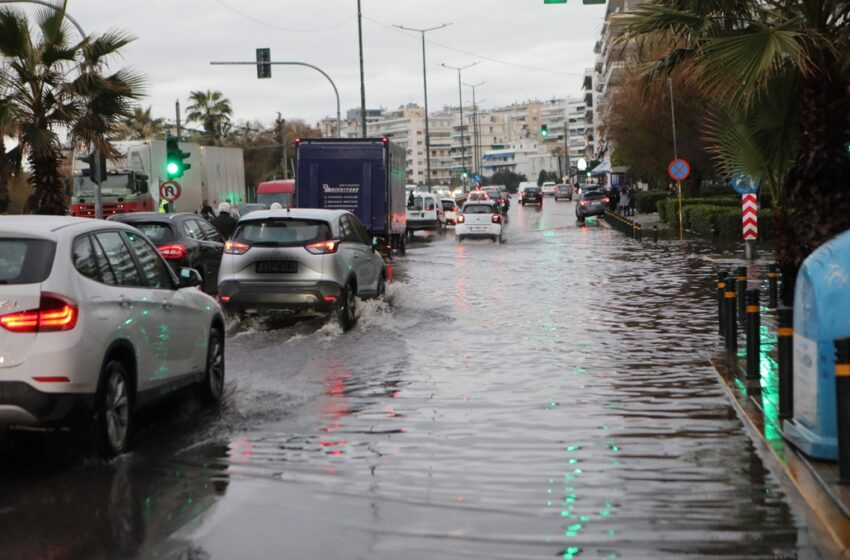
top-left (731, 173), bottom-right (761, 195)
top-left (668, 159), bottom-right (691, 181)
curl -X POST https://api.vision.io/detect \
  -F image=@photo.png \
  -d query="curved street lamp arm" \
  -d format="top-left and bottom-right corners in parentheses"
top-left (0, 0), bottom-right (85, 37)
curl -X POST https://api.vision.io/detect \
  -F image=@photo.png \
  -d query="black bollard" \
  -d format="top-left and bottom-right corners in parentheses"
top-left (652, 225), bottom-right (658, 243)
top-left (636, 224), bottom-right (642, 242)
top-left (777, 307), bottom-right (794, 420)
top-left (736, 266), bottom-right (747, 323)
top-left (767, 264), bottom-right (779, 309)
top-left (835, 338), bottom-right (850, 484)
top-left (746, 289), bottom-right (761, 379)
top-left (725, 282), bottom-right (737, 353)
top-left (717, 272), bottom-right (727, 337)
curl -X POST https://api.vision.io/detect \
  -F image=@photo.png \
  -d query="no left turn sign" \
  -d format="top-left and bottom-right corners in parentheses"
top-left (159, 181), bottom-right (182, 202)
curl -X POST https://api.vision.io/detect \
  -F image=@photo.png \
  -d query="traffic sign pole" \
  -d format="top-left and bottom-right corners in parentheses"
top-left (742, 193), bottom-right (758, 260)
top-left (668, 159), bottom-right (691, 241)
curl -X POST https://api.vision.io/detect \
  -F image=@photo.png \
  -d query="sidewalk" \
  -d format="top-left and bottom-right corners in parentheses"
top-left (711, 340), bottom-right (850, 558)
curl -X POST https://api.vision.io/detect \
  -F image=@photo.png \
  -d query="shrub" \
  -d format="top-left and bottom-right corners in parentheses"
top-left (635, 190), bottom-right (667, 214)
top-left (657, 198), bottom-right (669, 222)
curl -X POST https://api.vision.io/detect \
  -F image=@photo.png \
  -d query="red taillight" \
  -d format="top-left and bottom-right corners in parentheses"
top-left (452, 206), bottom-right (458, 212)
top-left (492, 214), bottom-right (501, 223)
top-left (0, 293), bottom-right (78, 333)
top-left (219, 295), bottom-right (231, 302)
top-left (224, 240), bottom-right (251, 255)
top-left (457, 214), bottom-right (465, 223)
top-left (305, 240), bottom-right (339, 255)
top-left (158, 243), bottom-right (188, 260)
top-left (601, 197), bottom-right (609, 204)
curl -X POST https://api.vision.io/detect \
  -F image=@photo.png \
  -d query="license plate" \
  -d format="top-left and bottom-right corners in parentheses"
top-left (256, 261), bottom-right (298, 273)
top-left (471, 226), bottom-right (486, 232)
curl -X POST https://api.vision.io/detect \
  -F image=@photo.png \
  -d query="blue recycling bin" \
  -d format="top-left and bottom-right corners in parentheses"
top-left (783, 229), bottom-right (850, 460)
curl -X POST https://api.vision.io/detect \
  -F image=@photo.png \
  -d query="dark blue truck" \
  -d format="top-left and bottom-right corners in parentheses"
top-left (295, 138), bottom-right (408, 255)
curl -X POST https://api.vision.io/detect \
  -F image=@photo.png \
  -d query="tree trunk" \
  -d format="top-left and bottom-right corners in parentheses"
top-left (0, 137), bottom-right (9, 214)
top-left (27, 149), bottom-right (67, 215)
top-left (781, 51), bottom-right (850, 304)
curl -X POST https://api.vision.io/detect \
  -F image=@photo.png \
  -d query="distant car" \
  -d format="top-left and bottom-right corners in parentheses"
top-left (441, 198), bottom-right (459, 225)
top-left (482, 186), bottom-right (509, 214)
top-left (0, 216), bottom-right (225, 455)
top-left (576, 183), bottom-right (601, 197)
top-left (575, 189), bottom-right (610, 221)
top-left (110, 212), bottom-right (224, 294)
top-left (456, 200), bottom-right (503, 243)
top-left (406, 192), bottom-right (446, 236)
top-left (237, 203), bottom-right (268, 217)
top-left (554, 184), bottom-right (572, 201)
top-left (217, 209), bottom-right (386, 330)
top-left (466, 190), bottom-right (490, 202)
top-left (541, 182), bottom-right (558, 196)
top-left (520, 185), bottom-right (543, 206)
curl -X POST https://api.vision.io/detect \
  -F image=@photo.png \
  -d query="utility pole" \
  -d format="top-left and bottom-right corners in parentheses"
top-left (93, 148), bottom-right (103, 220)
top-left (393, 23), bottom-right (452, 192)
top-left (175, 100), bottom-right (182, 141)
top-left (668, 76), bottom-right (683, 241)
top-left (357, 0), bottom-right (367, 137)
top-left (442, 62), bottom-right (478, 190)
top-left (563, 114), bottom-right (569, 182)
top-left (276, 113), bottom-right (288, 180)
top-left (464, 81), bottom-right (484, 178)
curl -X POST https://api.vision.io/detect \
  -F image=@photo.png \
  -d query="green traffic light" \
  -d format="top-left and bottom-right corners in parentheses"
top-left (166, 161), bottom-right (180, 176)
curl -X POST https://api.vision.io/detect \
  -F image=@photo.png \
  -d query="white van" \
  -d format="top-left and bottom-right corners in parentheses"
top-left (406, 191), bottom-right (446, 237)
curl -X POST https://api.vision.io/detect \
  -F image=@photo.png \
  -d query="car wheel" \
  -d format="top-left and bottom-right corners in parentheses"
top-left (198, 327), bottom-right (225, 404)
top-left (336, 282), bottom-right (357, 331)
top-left (376, 273), bottom-right (387, 299)
top-left (96, 360), bottom-right (132, 456)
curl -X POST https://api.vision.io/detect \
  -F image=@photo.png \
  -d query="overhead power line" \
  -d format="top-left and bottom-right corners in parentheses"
top-left (212, 0), bottom-right (354, 33)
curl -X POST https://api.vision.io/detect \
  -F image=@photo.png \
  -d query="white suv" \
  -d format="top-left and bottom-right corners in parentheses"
top-left (0, 216), bottom-right (225, 455)
top-left (456, 200), bottom-right (504, 243)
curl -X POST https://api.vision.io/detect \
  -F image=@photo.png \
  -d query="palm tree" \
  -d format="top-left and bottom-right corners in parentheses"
top-left (0, 5), bottom-right (144, 213)
top-left (186, 90), bottom-right (233, 145)
top-left (616, 1), bottom-right (850, 302)
top-left (116, 105), bottom-right (166, 140)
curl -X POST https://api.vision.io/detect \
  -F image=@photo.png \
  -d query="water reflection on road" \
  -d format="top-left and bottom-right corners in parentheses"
top-left (0, 199), bottom-right (818, 559)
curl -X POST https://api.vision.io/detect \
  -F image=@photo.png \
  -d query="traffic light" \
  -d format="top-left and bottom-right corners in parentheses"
top-left (462, 171), bottom-right (468, 179)
top-left (256, 48), bottom-right (271, 79)
top-left (541, 124), bottom-right (549, 137)
top-left (77, 150), bottom-right (107, 181)
top-left (166, 137), bottom-right (191, 179)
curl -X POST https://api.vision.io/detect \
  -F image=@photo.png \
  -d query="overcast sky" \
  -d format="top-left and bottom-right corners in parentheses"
top-left (47, 0), bottom-right (607, 127)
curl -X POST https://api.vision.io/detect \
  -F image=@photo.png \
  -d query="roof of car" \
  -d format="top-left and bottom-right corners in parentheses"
top-left (462, 200), bottom-right (496, 207)
top-left (237, 208), bottom-right (349, 222)
top-left (0, 215), bottom-right (137, 240)
top-left (109, 212), bottom-right (195, 223)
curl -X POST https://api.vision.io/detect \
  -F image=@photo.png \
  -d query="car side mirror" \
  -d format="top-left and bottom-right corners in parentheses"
top-left (178, 267), bottom-right (203, 288)
top-left (372, 236), bottom-right (385, 250)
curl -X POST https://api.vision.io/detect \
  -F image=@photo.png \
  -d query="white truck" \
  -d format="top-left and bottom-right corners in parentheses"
top-left (70, 140), bottom-right (245, 217)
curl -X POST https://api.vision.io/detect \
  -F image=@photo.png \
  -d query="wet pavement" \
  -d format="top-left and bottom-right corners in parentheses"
top-left (0, 198), bottom-right (820, 559)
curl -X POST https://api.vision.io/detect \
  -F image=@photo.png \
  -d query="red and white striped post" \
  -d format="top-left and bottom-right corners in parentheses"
top-left (742, 193), bottom-right (758, 259)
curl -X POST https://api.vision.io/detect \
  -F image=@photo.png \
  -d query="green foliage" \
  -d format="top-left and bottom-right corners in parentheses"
top-left (657, 198), bottom-right (669, 222)
top-left (635, 190), bottom-right (667, 214)
top-left (187, 90), bottom-right (233, 146)
top-left (483, 170), bottom-right (527, 193)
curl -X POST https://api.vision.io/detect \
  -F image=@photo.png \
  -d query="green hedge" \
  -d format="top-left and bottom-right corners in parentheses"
top-left (657, 198), bottom-right (668, 222)
top-left (635, 191), bottom-right (668, 214)
top-left (664, 203), bottom-right (774, 240)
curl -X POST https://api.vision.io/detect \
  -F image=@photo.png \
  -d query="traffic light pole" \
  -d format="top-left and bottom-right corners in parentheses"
top-left (93, 147), bottom-right (103, 220)
top-left (442, 62), bottom-right (478, 190)
top-left (211, 60), bottom-right (341, 137)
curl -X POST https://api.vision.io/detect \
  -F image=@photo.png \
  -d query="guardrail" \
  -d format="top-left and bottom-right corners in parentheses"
top-left (603, 211), bottom-right (646, 241)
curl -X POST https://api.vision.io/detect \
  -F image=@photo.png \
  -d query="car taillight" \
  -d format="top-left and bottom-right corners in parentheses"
top-left (224, 240), bottom-right (251, 254)
top-left (452, 206), bottom-right (458, 212)
top-left (492, 214), bottom-right (502, 223)
top-left (457, 214), bottom-right (465, 223)
top-left (581, 200), bottom-right (590, 206)
top-left (601, 197), bottom-right (609, 204)
top-left (0, 293), bottom-right (78, 333)
top-left (305, 240), bottom-right (339, 255)
top-left (158, 243), bottom-right (188, 260)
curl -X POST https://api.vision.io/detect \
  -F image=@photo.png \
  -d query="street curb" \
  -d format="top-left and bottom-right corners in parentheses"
top-left (711, 357), bottom-right (850, 559)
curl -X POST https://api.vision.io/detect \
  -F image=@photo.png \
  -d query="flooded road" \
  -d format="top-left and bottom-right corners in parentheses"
top-left (0, 199), bottom-right (818, 559)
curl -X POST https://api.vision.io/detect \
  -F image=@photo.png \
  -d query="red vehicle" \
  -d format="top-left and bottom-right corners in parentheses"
top-left (70, 171), bottom-right (154, 217)
top-left (256, 179), bottom-right (296, 208)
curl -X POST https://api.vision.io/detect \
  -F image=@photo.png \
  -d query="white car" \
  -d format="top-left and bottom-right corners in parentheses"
top-left (406, 192), bottom-right (446, 236)
top-left (0, 216), bottom-right (225, 455)
top-left (541, 181), bottom-right (558, 196)
top-left (456, 200), bottom-right (503, 243)
top-left (441, 197), bottom-right (459, 225)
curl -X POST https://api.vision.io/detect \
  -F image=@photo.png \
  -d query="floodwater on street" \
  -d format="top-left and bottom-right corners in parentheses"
top-left (0, 198), bottom-right (818, 559)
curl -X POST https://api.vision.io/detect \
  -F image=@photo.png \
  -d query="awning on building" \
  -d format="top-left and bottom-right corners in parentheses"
top-left (590, 158), bottom-right (611, 176)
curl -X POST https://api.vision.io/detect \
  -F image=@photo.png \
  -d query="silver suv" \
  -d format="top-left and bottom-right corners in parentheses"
top-left (217, 209), bottom-right (386, 330)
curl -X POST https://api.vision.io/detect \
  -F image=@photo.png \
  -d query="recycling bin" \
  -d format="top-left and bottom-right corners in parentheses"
top-left (783, 229), bottom-right (850, 460)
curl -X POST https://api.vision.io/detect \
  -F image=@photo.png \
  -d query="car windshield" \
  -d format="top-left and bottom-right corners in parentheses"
top-left (73, 174), bottom-right (136, 198)
top-left (583, 191), bottom-right (606, 200)
top-left (234, 219), bottom-right (331, 247)
top-left (125, 222), bottom-right (174, 243)
top-left (257, 193), bottom-right (292, 207)
top-left (0, 238), bottom-right (56, 284)
top-left (462, 204), bottom-right (494, 214)
top-left (525, 187), bottom-right (540, 193)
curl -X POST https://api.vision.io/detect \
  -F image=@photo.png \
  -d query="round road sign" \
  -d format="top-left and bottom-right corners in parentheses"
top-left (159, 181), bottom-right (182, 202)
top-left (668, 158), bottom-right (691, 181)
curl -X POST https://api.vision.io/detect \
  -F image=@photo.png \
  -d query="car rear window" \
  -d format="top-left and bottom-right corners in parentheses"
top-left (462, 204), bottom-right (494, 214)
top-left (525, 187), bottom-right (540, 193)
top-left (127, 222), bottom-right (174, 243)
top-left (441, 200), bottom-right (455, 211)
top-left (583, 191), bottom-right (606, 200)
top-left (234, 219), bottom-right (331, 247)
top-left (0, 239), bottom-right (56, 284)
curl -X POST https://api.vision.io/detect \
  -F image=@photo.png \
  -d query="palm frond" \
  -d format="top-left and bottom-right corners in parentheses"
top-left (82, 30), bottom-right (137, 66)
top-left (0, 9), bottom-right (31, 59)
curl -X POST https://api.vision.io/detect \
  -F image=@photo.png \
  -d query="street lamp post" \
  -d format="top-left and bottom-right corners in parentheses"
top-left (393, 23), bottom-right (452, 192)
top-left (357, 0), bottom-right (367, 137)
top-left (210, 60), bottom-right (341, 137)
top-left (442, 62), bottom-right (478, 191)
top-left (463, 81), bottom-right (484, 178)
